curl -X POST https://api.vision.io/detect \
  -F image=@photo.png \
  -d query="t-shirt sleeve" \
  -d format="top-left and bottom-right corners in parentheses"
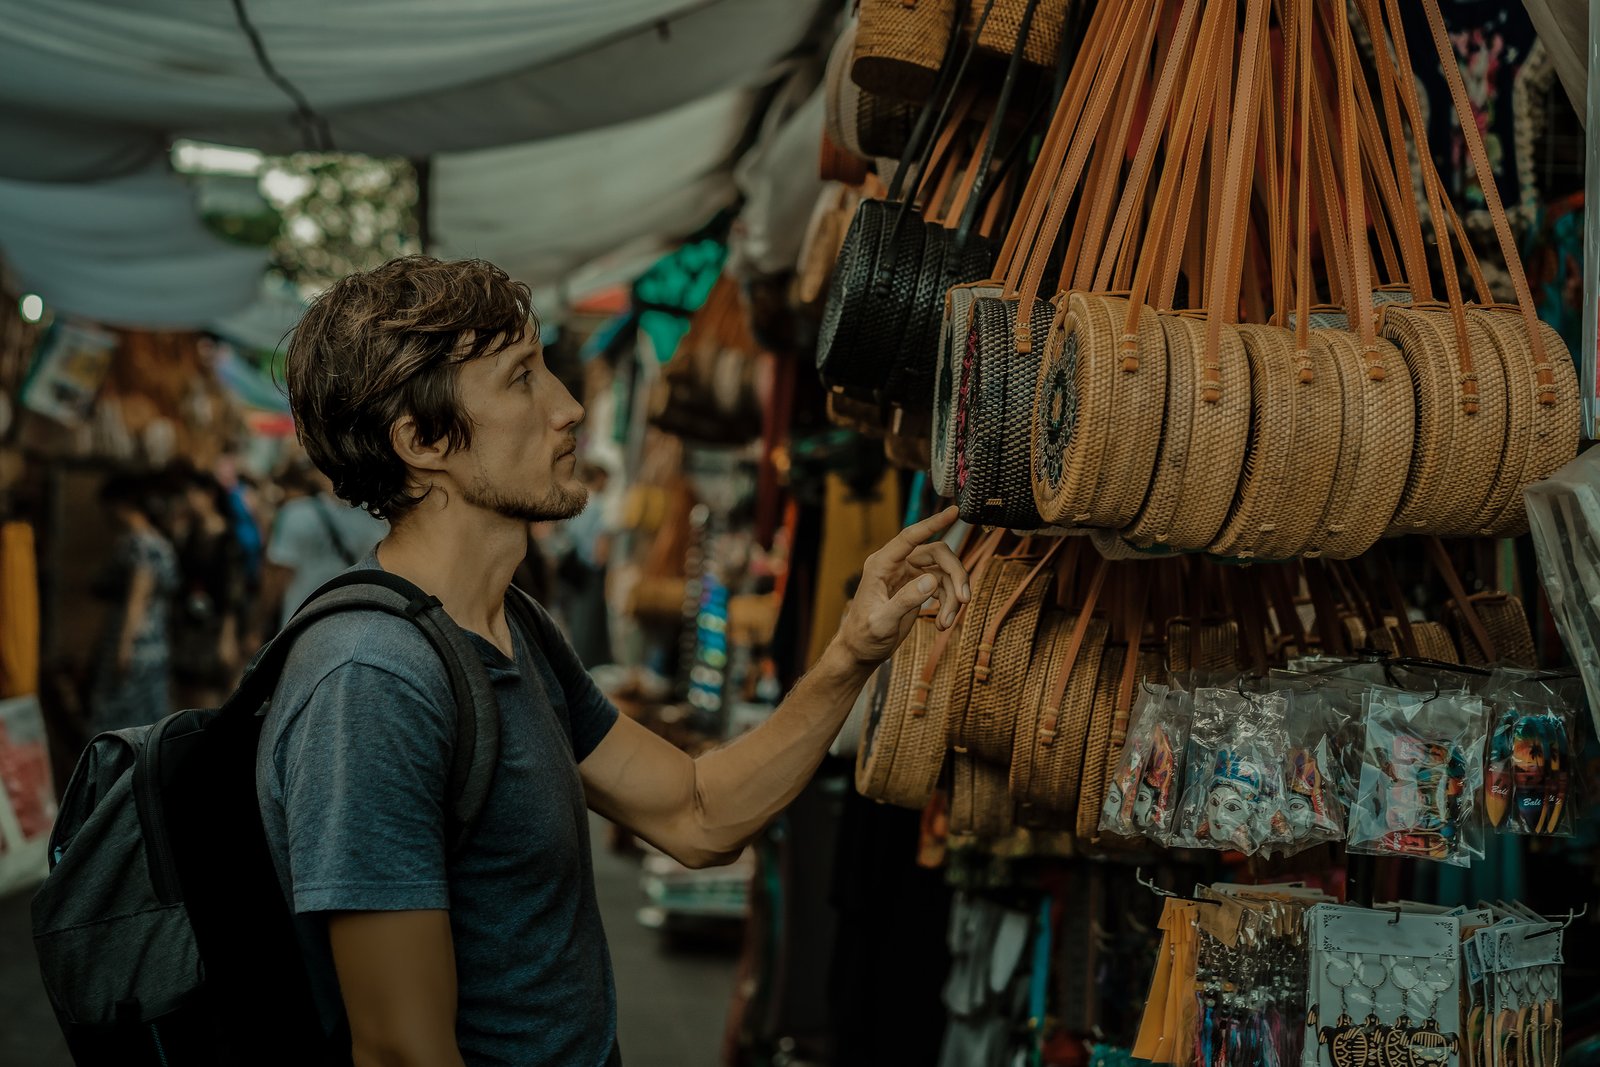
top-left (522, 596), bottom-right (618, 762)
top-left (275, 658), bottom-right (454, 914)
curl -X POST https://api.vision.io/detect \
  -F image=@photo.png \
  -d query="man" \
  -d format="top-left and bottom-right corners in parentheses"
top-left (261, 255), bottom-right (969, 1067)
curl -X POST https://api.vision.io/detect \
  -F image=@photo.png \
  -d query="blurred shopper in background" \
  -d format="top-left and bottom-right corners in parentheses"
top-left (552, 461), bottom-right (613, 667)
top-left (87, 472), bottom-right (181, 731)
top-left (171, 464), bottom-right (248, 706)
top-left (257, 459), bottom-right (388, 635)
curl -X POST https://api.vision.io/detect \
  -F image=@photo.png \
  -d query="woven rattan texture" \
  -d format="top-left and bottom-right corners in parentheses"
top-left (855, 615), bottom-right (952, 808)
top-left (853, 0), bottom-right (956, 101)
top-left (1124, 315), bottom-right (1250, 550)
top-left (965, 562), bottom-right (1052, 763)
top-left (933, 282), bottom-right (1003, 497)
top-left (1382, 308), bottom-right (1506, 535)
top-left (1449, 595), bottom-right (1536, 668)
top-left (1009, 614), bottom-right (1109, 815)
top-left (1302, 330), bottom-right (1415, 559)
top-left (958, 295), bottom-right (1054, 527)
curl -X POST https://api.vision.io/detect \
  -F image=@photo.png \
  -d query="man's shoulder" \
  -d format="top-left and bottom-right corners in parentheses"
top-left (273, 607), bottom-right (453, 709)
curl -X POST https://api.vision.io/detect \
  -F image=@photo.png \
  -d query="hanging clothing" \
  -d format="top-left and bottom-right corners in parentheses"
top-left (0, 522), bottom-right (40, 698)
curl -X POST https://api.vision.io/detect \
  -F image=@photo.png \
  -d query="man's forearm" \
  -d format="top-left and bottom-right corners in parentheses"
top-left (688, 641), bottom-right (874, 858)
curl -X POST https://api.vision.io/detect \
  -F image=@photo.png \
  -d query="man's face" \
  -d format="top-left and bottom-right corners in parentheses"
top-left (443, 329), bottom-right (588, 524)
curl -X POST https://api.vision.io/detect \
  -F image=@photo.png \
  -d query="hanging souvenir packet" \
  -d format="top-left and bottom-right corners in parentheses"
top-left (1268, 673), bottom-right (1365, 856)
top-left (1172, 687), bottom-right (1291, 855)
top-left (1098, 682), bottom-right (1190, 844)
top-left (1305, 905), bottom-right (1464, 1067)
top-left (1348, 686), bottom-right (1488, 868)
top-left (1480, 669), bottom-right (1583, 838)
top-left (1474, 918), bottom-right (1564, 1067)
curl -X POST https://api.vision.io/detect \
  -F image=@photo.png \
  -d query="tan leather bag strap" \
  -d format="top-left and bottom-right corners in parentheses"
top-left (1116, 565), bottom-right (1153, 719)
top-left (1331, 0), bottom-right (1381, 365)
top-left (910, 527), bottom-right (1007, 713)
top-left (1370, 0), bottom-right (1480, 414)
top-left (1039, 555), bottom-right (1112, 743)
top-left (998, 0), bottom-right (1120, 291)
top-left (1425, 536), bottom-right (1498, 663)
top-left (1418, 0), bottom-right (1555, 405)
top-left (1013, 0), bottom-right (1153, 350)
top-left (1094, 0), bottom-right (1203, 294)
top-left (974, 536), bottom-right (1072, 681)
top-left (1354, 0), bottom-right (1432, 297)
top-left (1375, 551), bottom-right (1419, 658)
top-left (1066, 5), bottom-right (1162, 292)
top-left (1199, 0), bottom-right (1269, 400)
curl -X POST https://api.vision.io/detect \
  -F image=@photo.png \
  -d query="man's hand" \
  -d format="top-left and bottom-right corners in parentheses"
top-left (832, 505), bottom-right (970, 667)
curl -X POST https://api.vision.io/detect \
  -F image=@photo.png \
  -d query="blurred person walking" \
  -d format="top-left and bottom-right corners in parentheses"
top-left (258, 459), bottom-right (387, 634)
top-left (87, 472), bottom-right (181, 732)
top-left (171, 465), bottom-right (249, 706)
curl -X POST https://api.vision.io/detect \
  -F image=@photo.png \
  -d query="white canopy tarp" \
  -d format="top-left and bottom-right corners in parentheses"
top-left (0, 162), bottom-right (268, 328)
top-left (0, 0), bottom-right (829, 328)
top-left (431, 86), bottom-right (754, 301)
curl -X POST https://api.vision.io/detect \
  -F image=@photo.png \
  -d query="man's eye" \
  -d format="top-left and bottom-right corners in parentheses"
top-left (515, 369), bottom-right (532, 386)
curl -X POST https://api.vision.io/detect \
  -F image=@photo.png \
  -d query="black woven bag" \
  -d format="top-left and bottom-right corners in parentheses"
top-left (879, 0), bottom-right (1040, 414)
top-left (956, 292), bottom-right (1055, 527)
top-left (817, 0), bottom-right (990, 402)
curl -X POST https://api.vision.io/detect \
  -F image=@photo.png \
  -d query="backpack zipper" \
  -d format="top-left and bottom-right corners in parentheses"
top-left (149, 1022), bottom-right (171, 1067)
top-left (133, 719), bottom-right (183, 904)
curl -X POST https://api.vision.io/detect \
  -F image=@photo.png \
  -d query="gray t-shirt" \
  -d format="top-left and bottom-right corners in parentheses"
top-left (256, 558), bottom-right (621, 1065)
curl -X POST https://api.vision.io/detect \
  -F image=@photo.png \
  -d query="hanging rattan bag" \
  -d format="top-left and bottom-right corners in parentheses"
top-left (853, 0), bottom-right (960, 102)
top-left (1010, 556), bottom-right (1111, 817)
top-left (856, 530), bottom-right (1004, 808)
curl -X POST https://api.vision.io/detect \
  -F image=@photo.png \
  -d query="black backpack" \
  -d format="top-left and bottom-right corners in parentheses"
top-left (31, 571), bottom-right (516, 1066)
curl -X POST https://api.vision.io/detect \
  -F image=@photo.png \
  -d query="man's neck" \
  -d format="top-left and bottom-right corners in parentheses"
top-left (376, 506), bottom-right (526, 654)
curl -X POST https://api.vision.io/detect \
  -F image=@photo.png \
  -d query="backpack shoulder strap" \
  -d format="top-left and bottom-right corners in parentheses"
top-left (232, 570), bottom-right (500, 852)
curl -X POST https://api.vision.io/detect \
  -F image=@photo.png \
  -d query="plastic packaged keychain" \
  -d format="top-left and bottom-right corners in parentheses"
top-left (1173, 687), bottom-right (1289, 855)
top-left (1100, 683), bottom-right (1190, 843)
top-left (1268, 676), bottom-right (1362, 855)
top-left (1347, 686), bottom-right (1488, 867)
top-left (1482, 670), bottom-right (1583, 837)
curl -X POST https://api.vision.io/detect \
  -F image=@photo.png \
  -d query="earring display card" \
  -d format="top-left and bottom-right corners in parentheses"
top-left (1304, 905), bottom-right (1463, 1067)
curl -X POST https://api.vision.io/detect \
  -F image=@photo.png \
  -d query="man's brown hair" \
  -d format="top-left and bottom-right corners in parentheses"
top-left (285, 255), bottom-right (538, 521)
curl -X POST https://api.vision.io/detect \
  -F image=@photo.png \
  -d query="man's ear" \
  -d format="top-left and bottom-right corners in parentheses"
top-left (390, 416), bottom-right (451, 475)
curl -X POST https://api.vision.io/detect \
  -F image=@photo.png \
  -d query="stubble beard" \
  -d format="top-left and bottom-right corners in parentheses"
top-left (461, 471), bottom-right (588, 523)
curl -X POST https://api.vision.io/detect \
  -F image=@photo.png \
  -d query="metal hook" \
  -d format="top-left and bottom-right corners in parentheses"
top-left (1529, 902), bottom-right (1587, 938)
top-left (1136, 866), bottom-right (1176, 898)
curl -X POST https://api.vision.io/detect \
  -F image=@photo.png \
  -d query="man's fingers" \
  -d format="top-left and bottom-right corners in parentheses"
top-left (879, 505), bottom-right (961, 566)
top-left (886, 573), bottom-right (940, 624)
top-left (907, 541), bottom-right (970, 602)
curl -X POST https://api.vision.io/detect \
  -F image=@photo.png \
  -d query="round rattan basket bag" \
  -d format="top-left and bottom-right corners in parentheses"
top-left (1010, 608), bottom-right (1110, 818)
top-left (1031, 292), bottom-right (1168, 531)
top-left (1208, 324), bottom-right (1341, 559)
top-left (1119, 312), bottom-right (1250, 551)
top-left (1300, 326), bottom-right (1415, 559)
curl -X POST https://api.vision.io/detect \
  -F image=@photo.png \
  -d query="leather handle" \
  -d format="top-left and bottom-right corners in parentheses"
top-left (1418, 0), bottom-right (1555, 405)
top-left (1375, 551), bottom-right (1419, 658)
top-left (1116, 566), bottom-right (1153, 718)
top-left (973, 536), bottom-right (1070, 682)
top-left (910, 527), bottom-right (1006, 714)
top-left (1425, 536), bottom-right (1498, 663)
top-left (1368, 0), bottom-right (1480, 414)
top-left (1038, 555), bottom-right (1112, 744)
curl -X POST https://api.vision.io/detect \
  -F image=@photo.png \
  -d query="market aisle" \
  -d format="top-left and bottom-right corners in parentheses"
top-left (0, 819), bottom-right (740, 1067)
top-left (589, 813), bottom-right (742, 1067)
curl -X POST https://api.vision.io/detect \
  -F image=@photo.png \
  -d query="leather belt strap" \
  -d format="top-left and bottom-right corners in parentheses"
top-left (1425, 536), bottom-right (1498, 663)
top-left (1038, 555), bottom-right (1111, 744)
